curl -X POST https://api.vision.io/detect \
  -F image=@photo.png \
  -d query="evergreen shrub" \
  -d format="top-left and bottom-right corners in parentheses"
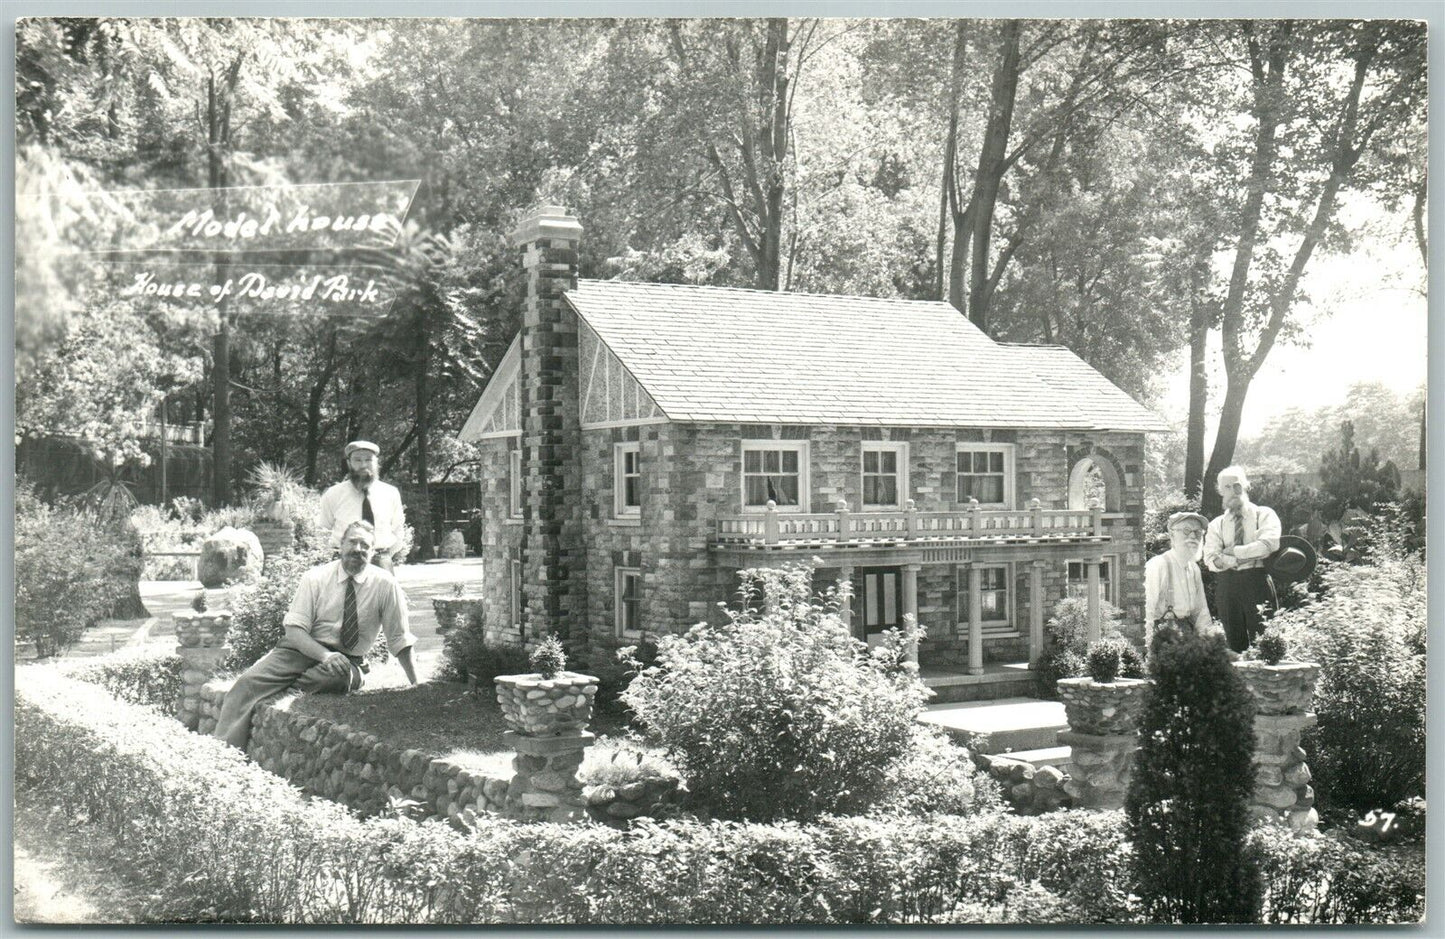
top-left (436, 609), bottom-right (530, 685)
top-left (61, 645), bottom-right (184, 712)
top-left (1035, 596), bottom-right (1130, 698)
top-left (620, 566), bottom-right (935, 822)
top-left (1126, 630), bottom-right (1260, 923)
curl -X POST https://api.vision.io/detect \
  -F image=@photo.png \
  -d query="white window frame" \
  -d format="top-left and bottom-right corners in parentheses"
top-left (955, 443), bottom-right (1016, 508)
top-left (957, 563), bottom-right (1014, 625)
top-left (508, 448), bottom-right (523, 519)
top-left (509, 554), bottom-right (523, 633)
top-left (861, 441), bottom-right (909, 510)
top-left (1066, 555), bottom-right (1119, 606)
top-left (613, 442), bottom-right (642, 517)
top-left (740, 440), bottom-right (810, 513)
top-left (615, 566), bottom-right (643, 637)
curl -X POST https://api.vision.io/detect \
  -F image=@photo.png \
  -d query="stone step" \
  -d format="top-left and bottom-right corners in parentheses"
top-left (917, 697), bottom-right (1068, 755)
top-left (922, 663), bottom-right (1039, 704)
top-left (1002, 744), bottom-right (1073, 773)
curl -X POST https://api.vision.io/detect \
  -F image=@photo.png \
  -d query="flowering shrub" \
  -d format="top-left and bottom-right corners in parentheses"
top-left (15, 482), bottom-right (128, 658)
top-left (620, 567), bottom-right (932, 822)
top-left (1268, 539), bottom-right (1425, 811)
top-left (13, 668), bottom-right (1423, 925)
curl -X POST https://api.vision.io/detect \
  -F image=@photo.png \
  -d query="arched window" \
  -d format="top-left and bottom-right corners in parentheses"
top-left (1068, 451), bottom-right (1123, 512)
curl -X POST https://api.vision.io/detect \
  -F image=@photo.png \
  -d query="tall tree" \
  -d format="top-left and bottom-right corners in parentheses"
top-left (1183, 20), bottom-right (1426, 515)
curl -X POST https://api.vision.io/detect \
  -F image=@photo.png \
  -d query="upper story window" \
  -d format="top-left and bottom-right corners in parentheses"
top-left (614, 442), bottom-right (641, 517)
top-left (862, 442), bottom-right (908, 509)
top-left (742, 440), bottom-right (809, 511)
top-left (508, 448), bottom-right (523, 518)
top-left (956, 443), bottom-right (1015, 507)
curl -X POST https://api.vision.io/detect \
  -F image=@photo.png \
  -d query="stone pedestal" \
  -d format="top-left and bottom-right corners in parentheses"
top-left (174, 610), bottom-right (233, 730)
top-left (1057, 677), bottom-right (1149, 810)
top-left (1236, 659), bottom-right (1321, 832)
top-left (250, 520), bottom-right (295, 562)
top-left (495, 670), bottom-right (600, 823)
top-left (1059, 730), bottom-right (1137, 810)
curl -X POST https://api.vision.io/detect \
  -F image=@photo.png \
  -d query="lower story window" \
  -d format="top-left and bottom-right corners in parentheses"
top-left (1066, 558), bottom-right (1115, 604)
top-left (510, 555), bottom-right (523, 633)
top-left (616, 566), bottom-right (642, 636)
top-left (958, 564), bottom-right (1011, 623)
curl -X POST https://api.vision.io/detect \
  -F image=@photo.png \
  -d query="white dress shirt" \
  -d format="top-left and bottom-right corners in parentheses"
top-left (282, 559), bottom-right (416, 656)
top-left (1143, 550), bottom-right (1221, 650)
top-left (318, 478), bottom-right (405, 555)
top-left (1203, 501), bottom-right (1282, 572)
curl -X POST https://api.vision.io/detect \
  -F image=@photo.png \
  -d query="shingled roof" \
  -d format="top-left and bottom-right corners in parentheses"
top-left (561, 279), bottom-right (1168, 431)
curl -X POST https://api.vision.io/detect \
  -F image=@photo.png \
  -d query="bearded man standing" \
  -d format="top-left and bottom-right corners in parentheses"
top-left (318, 440), bottom-right (406, 570)
top-left (212, 521), bottom-right (417, 750)
top-left (1203, 466), bottom-right (1282, 653)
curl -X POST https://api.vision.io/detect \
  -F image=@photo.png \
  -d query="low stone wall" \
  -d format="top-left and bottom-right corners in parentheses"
top-left (976, 754), bottom-right (1072, 815)
top-left (195, 680), bottom-right (681, 828)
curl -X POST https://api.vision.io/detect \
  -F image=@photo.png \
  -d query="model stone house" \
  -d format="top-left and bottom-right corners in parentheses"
top-left (460, 206), bottom-right (1168, 685)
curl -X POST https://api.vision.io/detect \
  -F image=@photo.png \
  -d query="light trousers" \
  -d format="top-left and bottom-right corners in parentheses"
top-left (212, 644), bottom-right (361, 750)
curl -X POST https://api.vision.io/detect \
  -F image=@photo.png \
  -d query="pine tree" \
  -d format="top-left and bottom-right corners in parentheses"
top-left (1126, 630), bottom-right (1260, 923)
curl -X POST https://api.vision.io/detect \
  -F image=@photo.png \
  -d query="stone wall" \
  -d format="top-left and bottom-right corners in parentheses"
top-left (475, 435), bottom-right (525, 647)
top-left (195, 681), bottom-right (678, 828)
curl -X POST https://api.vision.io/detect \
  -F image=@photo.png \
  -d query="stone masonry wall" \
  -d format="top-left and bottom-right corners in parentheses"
top-left (476, 435), bottom-right (525, 647)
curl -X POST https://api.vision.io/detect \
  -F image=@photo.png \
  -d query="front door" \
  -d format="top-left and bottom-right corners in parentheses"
top-left (857, 567), bottom-right (902, 647)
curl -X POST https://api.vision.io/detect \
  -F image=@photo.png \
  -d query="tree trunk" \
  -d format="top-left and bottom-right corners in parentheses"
top-left (1184, 277), bottom-right (1211, 498)
top-left (936, 21), bottom-right (967, 302)
top-left (303, 331), bottom-right (339, 487)
top-left (206, 61), bottom-right (243, 506)
top-left (964, 21), bottom-right (1022, 333)
top-left (754, 17), bottom-right (790, 291)
top-left (414, 344), bottom-right (433, 561)
top-left (1202, 381), bottom-right (1253, 518)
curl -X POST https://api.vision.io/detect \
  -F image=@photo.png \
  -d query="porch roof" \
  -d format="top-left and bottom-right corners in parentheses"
top-left (564, 279), bottom-right (1168, 432)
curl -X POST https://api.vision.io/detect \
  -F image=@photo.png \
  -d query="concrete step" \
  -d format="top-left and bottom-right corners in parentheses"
top-left (916, 697), bottom-right (1068, 755)
top-left (923, 664), bottom-right (1040, 704)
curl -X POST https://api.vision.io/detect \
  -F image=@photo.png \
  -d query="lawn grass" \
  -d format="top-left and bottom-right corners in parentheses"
top-left (287, 679), bottom-right (635, 775)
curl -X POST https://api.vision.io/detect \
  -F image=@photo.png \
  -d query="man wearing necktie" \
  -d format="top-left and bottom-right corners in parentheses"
top-left (318, 440), bottom-right (407, 571)
top-left (213, 521), bottom-right (418, 750)
top-left (1203, 466), bottom-right (1282, 653)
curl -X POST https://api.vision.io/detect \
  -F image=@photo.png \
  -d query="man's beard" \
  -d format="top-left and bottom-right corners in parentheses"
top-left (349, 468), bottom-right (376, 486)
top-left (342, 552), bottom-right (370, 573)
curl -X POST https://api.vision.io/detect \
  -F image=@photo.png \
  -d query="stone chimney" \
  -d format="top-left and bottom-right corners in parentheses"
top-left (510, 206), bottom-right (586, 642)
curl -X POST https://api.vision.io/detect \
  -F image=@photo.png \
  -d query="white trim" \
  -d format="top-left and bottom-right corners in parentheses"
top-left (957, 562), bottom-right (1016, 627)
top-left (860, 441), bottom-right (909, 510)
top-left (474, 429), bottom-right (524, 441)
top-left (615, 566), bottom-right (643, 637)
top-left (580, 416), bottom-right (670, 431)
top-left (613, 441), bottom-right (642, 517)
top-left (509, 553), bottom-right (523, 635)
top-left (740, 439), bottom-right (810, 513)
top-left (1066, 555), bottom-right (1119, 606)
top-left (459, 334), bottom-right (521, 442)
top-left (954, 442), bottom-right (1017, 508)
top-left (508, 449), bottom-right (523, 519)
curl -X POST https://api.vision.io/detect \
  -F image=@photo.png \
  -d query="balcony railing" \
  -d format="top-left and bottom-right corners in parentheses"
top-left (715, 497), bottom-right (1106, 546)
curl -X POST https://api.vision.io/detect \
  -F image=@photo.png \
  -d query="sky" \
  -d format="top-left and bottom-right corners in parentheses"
top-left (1155, 202), bottom-right (1427, 442)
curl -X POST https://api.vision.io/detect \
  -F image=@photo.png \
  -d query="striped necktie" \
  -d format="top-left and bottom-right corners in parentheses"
top-left (341, 576), bottom-right (360, 651)
top-left (361, 489), bottom-right (375, 525)
top-left (1233, 510), bottom-right (1246, 549)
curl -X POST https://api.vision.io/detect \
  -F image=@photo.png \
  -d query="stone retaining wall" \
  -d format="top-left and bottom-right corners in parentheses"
top-left (196, 680), bottom-right (678, 827)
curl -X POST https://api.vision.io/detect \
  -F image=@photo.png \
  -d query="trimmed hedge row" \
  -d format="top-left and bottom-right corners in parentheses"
top-left (57, 645), bottom-right (183, 713)
top-left (18, 667), bottom-right (1425, 924)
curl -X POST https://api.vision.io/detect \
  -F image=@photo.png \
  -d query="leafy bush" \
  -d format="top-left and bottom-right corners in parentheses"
top-left (1255, 627), bottom-right (1288, 665)
top-left (1127, 630), bottom-right (1259, 923)
top-left (1268, 538), bottom-right (1425, 811)
top-left (15, 482), bottom-right (129, 658)
top-left (14, 669), bottom-right (1422, 925)
top-left (870, 724), bottom-right (998, 818)
top-left (60, 645), bottom-right (184, 712)
top-left (578, 737), bottom-right (679, 789)
top-left (1034, 646), bottom-right (1086, 695)
top-left (1085, 635), bottom-right (1128, 682)
top-left (1245, 826), bottom-right (1424, 924)
top-left (621, 566), bottom-right (931, 822)
top-left (435, 610), bottom-right (531, 685)
top-left (1035, 596), bottom-right (1128, 698)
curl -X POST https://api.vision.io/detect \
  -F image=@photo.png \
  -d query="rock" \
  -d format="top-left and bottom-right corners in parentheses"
top-left (606, 800), bottom-right (645, 819)
top-left (197, 526), bottom-right (264, 588)
top-left (617, 781), bottom-right (649, 801)
top-left (439, 530), bottom-right (467, 559)
top-left (522, 792), bottom-right (562, 808)
top-left (1033, 766), bottom-right (1065, 790)
top-left (530, 771), bottom-right (570, 793)
top-left (584, 785), bottom-right (617, 806)
top-left (1256, 765), bottom-right (1284, 787)
top-left (1287, 808), bottom-right (1319, 832)
top-left (1283, 763), bottom-right (1312, 786)
top-left (1010, 782), bottom-right (1035, 803)
top-left (1256, 785), bottom-right (1299, 809)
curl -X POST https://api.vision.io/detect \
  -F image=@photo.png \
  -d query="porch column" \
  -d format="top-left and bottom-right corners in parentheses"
top-left (1086, 559), bottom-right (1103, 644)
top-left (967, 563), bottom-right (984, 675)
top-left (902, 563), bottom-right (920, 664)
top-left (837, 565), bottom-right (857, 638)
top-left (1029, 560), bottom-right (1045, 668)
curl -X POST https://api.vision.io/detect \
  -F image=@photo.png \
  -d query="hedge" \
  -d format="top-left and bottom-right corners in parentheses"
top-left (58, 644), bottom-right (183, 713)
top-left (15, 668), bottom-right (1424, 925)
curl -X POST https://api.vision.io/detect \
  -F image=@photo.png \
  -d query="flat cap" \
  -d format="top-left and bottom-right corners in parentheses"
top-left (344, 440), bottom-right (380, 458)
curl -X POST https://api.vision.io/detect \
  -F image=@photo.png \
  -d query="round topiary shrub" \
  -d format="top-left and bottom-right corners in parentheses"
top-left (621, 566), bottom-right (932, 822)
top-left (1126, 629), bottom-right (1260, 923)
top-left (529, 634), bottom-right (567, 679)
top-left (1256, 627), bottom-right (1288, 666)
top-left (1085, 635), bottom-right (1129, 683)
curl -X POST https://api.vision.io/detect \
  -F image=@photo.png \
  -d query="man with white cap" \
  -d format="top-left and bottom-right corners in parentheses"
top-left (1204, 465), bottom-right (1281, 652)
top-left (317, 440), bottom-right (407, 571)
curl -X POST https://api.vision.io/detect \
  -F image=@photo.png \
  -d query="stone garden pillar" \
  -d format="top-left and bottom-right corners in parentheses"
top-left (1234, 661), bottom-right (1321, 831)
top-left (494, 670), bottom-right (599, 823)
top-left (173, 609), bottom-right (233, 731)
top-left (1057, 676), bottom-right (1150, 810)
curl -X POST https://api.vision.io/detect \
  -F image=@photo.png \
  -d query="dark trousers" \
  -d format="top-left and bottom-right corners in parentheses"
top-left (1214, 567), bottom-right (1272, 653)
